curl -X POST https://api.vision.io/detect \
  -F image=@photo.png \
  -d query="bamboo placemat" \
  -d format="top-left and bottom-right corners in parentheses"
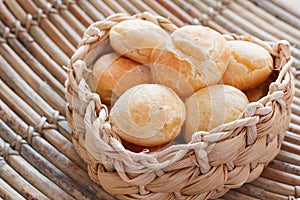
top-left (0, 0), bottom-right (299, 199)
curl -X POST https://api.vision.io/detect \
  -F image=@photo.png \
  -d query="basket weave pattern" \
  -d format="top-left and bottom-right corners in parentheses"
top-left (65, 12), bottom-right (294, 200)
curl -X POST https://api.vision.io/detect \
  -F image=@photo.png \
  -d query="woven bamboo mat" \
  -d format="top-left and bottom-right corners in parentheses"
top-left (0, 0), bottom-right (299, 199)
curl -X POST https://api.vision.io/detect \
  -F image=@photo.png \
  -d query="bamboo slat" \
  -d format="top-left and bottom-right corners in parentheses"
top-left (235, 183), bottom-right (290, 200)
top-left (0, 65), bottom-right (70, 139)
top-left (269, 159), bottom-right (300, 176)
top-left (104, 0), bottom-right (128, 14)
top-left (129, 0), bottom-right (158, 16)
top-left (26, 25), bottom-right (70, 67)
top-left (295, 84), bottom-right (300, 95)
top-left (60, 0), bottom-right (93, 27)
top-left (222, 190), bottom-right (260, 200)
top-left (295, 89), bottom-right (300, 100)
top-left (157, 0), bottom-right (199, 25)
top-left (0, 21), bottom-right (67, 85)
top-left (289, 123), bottom-right (300, 135)
top-left (0, 79), bottom-right (85, 169)
top-left (293, 96), bottom-right (300, 106)
top-left (29, 0), bottom-right (82, 46)
top-left (0, 178), bottom-right (26, 200)
top-left (0, 154), bottom-right (49, 200)
top-left (89, 0), bottom-right (118, 17)
top-left (0, 45), bottom-right (67, 115)
top-left (2, 30), bottom-right (66, 98)
top-left (282, 141), bottom-right (300, 155)
top-left (0, 75), bottom-right (69, 143)
top-left (0, 1), bottom-right (70, 66)
top-left (171, 0), bottom-right (203, 21)
top-left (0, 137), bottom-right (96, 200)
top-left (5, 0), bottom-right (75, 56)
top-left (45, 0), bottom-right (86, 36)
top-left (144, 0), bottom-right (185, 27)
top-left (172, 0), bottom-right (228, 33)
top-left (285, 131), bottom-right (300, 146)
top-left (291, 113), bottom-right (300, 126)
top-left (75, 0), bottom-right (105, 21)
top-left (235, 0), bottom-right (300, 41)
top-left (0, 132), bottom-right (74, 200)
top-left (277, 150), bottom-right (300, 167)
top-left (202, 0), bottom-right (278, 42)
top-left (115, 0), bottom-right (141, 15)
top-left (103, 0), bottom-right (129, 14)
top-left (251, 177), bottom-right (296, 197)
top-left (0, 117), bottom-right (115, 200)
top-left (295, 79), bottom-right (300, 89)
top-left (186, 0), bottom-right (247, 35)
top-left (292, 102), bottom-right (300, 116)
top-left (262, 166), bottom-right (300, 187)
top-left (0, 95), bottom-right (95, 178)
top-left (270, 0), bottom-right (300, 18)
top-left (253, 0), bottom-right (300, 30)
top-left (226, 2), bottom-right (300, 47)
top-left (11, 0), bottom-right (76, 56)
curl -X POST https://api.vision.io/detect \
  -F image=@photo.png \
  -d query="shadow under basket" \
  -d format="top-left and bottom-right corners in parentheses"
top-left (65, 12), bottom-right (295, 200)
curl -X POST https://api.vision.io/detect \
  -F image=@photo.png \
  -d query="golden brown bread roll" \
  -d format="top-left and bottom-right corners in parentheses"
top-left (184, 84), bottom-right (249, 142)
top-left (150, 25), bottom-right (230, 98)
top-left (222, 40), bottom-right (273, 91)
top-left (109, 84), bottom-right (186, 147)
top-left (92, 53), bottom-right (151, 106)
top-left (109, 19), bottom-right (170, 64)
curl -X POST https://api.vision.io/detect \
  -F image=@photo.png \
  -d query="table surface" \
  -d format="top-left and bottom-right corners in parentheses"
top-left (0, 0), bottom-right (300, 200)
top-left (285, 0), bottom-right (299, 8)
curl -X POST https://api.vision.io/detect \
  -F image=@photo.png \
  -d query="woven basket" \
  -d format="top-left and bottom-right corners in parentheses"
top-left (65, 12), bottom-right (294, 200)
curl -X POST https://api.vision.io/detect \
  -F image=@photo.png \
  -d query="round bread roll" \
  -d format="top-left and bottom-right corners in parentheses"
top-left (222, 40), bottom-right (273, 91)
top-left (110, 84), bottom-right (186, 147)
top-left (150, 25), bottom-right (230, 98)
top-left (184, 84), bottom-right (249, 142)
top-left (92, 53), bottom-right (151, 106)
top-left (109, 19), bottom-right (170, 64)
